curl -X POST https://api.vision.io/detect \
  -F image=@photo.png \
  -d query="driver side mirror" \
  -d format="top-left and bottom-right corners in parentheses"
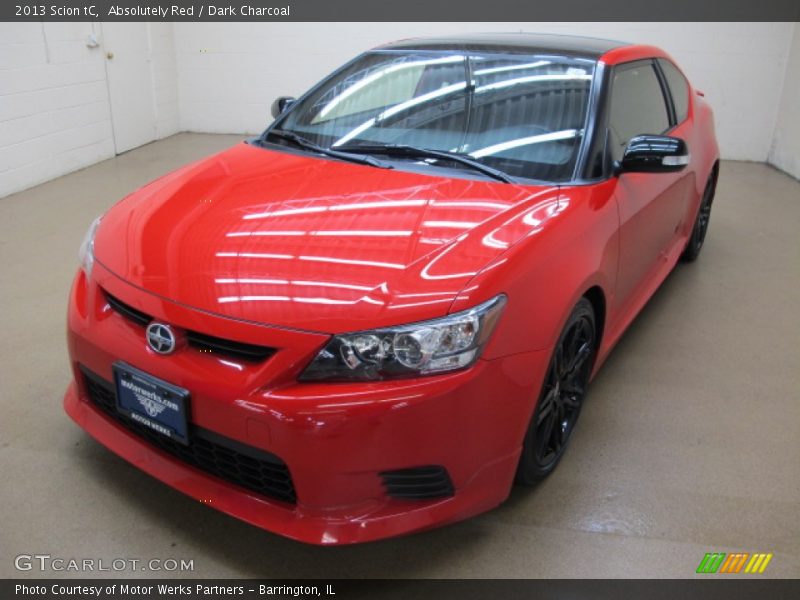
top-left (617, 135), bottom-right (689, 174)
top-left (271, 96), bottom-right (296, 119)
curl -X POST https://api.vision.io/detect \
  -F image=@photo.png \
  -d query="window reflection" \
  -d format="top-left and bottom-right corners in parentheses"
top-left (275, 51), bottom-right (595, 181)
top-left (243, 199), bottom-right (427, 221)
top-left (469, 129), bottom-right (581, 159)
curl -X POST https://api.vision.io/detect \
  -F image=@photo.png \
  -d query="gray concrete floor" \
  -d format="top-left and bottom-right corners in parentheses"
top-left (1, 133), bottom-right (798, 579)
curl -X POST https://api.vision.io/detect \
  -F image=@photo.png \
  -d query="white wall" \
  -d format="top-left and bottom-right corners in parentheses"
top-left (148, 23), bottom-right (180, 140)
top-left (0, 23), bottom-right (114, 198)
top-left (769, 23), bottom-right (800, 179)
top-left (174, 22), bottom-right (795, 163)
top-left (0, 22), bottom-right (179, 198)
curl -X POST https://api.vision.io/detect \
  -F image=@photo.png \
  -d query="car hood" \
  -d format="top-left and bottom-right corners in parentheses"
top-left (94, 142), bottom-right (560, 333)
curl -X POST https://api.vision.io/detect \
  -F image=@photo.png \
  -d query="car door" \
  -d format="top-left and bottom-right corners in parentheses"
top-left (609, 60), bottom-right (690, 308)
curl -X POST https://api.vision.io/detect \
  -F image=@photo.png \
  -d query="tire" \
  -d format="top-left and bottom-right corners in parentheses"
top-left (681, 172), bottom-right (717, 262)
top-left (516, 298), bottom-right (597, 484)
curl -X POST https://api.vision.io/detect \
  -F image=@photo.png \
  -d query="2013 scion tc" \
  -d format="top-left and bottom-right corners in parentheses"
top-left (65, 33), bottom-right (719, 544)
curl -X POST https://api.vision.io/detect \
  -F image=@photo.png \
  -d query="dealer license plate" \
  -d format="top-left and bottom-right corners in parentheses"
top-left (113, 362), bottom-right (191, 446)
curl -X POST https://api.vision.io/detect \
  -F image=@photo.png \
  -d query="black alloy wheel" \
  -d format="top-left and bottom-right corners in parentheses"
top-left (516, 298), bottom-right (596, 484)
top-left (681, 172), bottom-right (717, 262)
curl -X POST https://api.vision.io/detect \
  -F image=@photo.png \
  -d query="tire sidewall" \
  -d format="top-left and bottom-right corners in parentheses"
top-left (515, 298), bottom-right (596, 484)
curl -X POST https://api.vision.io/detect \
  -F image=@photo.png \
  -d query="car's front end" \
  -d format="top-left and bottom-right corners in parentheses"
top-left (65, 212), bottom-right (550, 544)
top-left (64, 39), bottom-right (601, 543)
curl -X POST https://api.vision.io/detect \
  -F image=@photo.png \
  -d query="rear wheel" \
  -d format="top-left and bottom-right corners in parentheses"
top-left (516, 298), bottom-right (596, 484)
top-left (681, 173), bottom-right (716, 262)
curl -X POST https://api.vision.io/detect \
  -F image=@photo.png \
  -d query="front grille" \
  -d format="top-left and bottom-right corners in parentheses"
top-left (81, 366), bottom-right (296, 504)
top-left (104, 291), bottom-right (276, 363)
top-left (106, 293), bottom-right (150, 327)
top-left (186, 330), bottom-right (274, 362)
top-left (380, 465), bottom-right (455, 500)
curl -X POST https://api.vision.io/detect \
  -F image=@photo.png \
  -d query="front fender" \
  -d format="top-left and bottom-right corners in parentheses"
top-left (450, 180), bottom-right (619, 358)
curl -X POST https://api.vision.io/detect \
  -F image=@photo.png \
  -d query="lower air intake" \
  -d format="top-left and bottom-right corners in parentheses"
top-left (380, 465), bottom-right (455, 500)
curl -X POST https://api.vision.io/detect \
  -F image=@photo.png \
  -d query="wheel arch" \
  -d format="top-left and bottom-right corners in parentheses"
top-left (582, 285), bottom-right (606, 355)
top-left (710, 159), bottom-right (720, 191)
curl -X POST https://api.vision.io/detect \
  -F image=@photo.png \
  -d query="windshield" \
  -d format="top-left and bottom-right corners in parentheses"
top-left (270, 50), bottom-right (596, 182)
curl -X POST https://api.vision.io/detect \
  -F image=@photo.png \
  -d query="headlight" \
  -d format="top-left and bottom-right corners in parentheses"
top-left (78, 216), bottom-right (102, 277)
top-left (300, 295), bottom-right (506, 382)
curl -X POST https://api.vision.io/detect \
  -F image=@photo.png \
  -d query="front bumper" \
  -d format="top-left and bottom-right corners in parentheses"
top-left (64, 264), bottom-right (549, 544)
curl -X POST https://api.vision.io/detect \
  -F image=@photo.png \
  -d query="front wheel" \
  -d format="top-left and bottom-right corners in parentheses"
top-left (681, 172), bottom-right (716, 262)
top-left (516, 298), bottom-right (596, 484)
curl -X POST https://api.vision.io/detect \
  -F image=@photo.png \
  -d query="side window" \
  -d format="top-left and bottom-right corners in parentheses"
top-left (607, 62), bottom-right (670, 162)
top-left (658, 59), bottom-right (690, 124)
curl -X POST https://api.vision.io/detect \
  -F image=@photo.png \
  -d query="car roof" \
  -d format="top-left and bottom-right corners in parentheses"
top-left (377, 32), bottom-right (630, 59)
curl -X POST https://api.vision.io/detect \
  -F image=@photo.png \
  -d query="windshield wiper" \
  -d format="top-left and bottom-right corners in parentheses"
top-left (335, 143), bottom-right (516, 184)
top-left (263, 130), bottom-right (392, 169)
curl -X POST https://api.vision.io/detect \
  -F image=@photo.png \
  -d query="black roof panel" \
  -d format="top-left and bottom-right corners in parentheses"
top-left (378, 32), bottom-right (629, 58)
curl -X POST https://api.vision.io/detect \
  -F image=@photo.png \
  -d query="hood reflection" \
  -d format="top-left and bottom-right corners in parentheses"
top-left (93, 143), bottom-right (566, 332)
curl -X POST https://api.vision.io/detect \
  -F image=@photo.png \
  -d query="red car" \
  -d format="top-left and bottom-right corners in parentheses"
top-left (65, 33), bottom-right (719, 544)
